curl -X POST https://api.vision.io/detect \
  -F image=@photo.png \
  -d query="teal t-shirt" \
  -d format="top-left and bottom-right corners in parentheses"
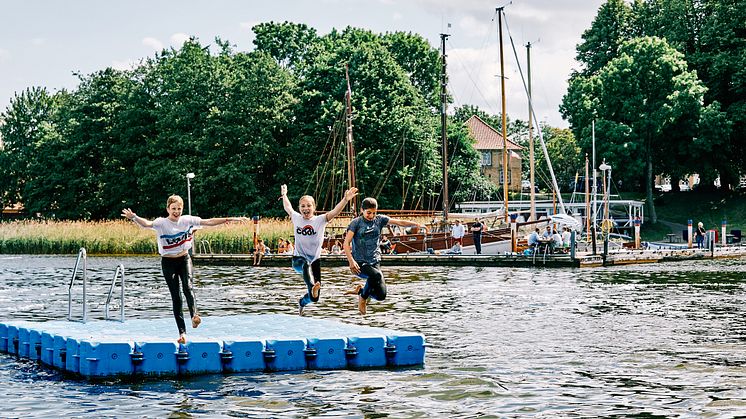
top-left (347, 214), bottom-right (390, 264)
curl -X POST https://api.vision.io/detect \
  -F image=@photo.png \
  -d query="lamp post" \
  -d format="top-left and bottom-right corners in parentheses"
top-left (186, 172), bottom-right (195, 215)
top-left (599, 161), bottom-right (611, 260)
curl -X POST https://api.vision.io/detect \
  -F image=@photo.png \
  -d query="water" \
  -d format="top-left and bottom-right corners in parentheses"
top-left (1, 255), bottom-right (746, 417)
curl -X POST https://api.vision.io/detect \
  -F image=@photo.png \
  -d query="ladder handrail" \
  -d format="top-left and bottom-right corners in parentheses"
top-left (104, 264), bottom-right (125, 322)
top-left (68, 247), bottom-right (88, 323)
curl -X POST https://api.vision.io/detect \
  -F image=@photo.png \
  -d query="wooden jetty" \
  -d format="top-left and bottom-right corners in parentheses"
top-left (193, 245), bottom-right (746, 269)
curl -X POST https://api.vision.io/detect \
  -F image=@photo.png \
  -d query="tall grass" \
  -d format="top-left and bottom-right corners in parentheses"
top-left (0, 219), bottom-right (295, 255)
top-left (0, 215), bottom-right (435, 255)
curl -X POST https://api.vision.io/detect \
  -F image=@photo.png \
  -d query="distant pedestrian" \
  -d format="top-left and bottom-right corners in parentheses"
top-left (695, 221), bottom-right (706, 248)
top-left (471, 218), bottom-right (484, 254)
top-left (451, 219), bottom-right (465, 246)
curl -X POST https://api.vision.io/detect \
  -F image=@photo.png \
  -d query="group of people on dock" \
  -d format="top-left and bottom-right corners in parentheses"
top-left (527, 225), bottom-right (572, 254)
top-left (122, 187), bottom-right (426, 343)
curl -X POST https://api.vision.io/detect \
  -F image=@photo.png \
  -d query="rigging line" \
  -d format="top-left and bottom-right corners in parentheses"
top-left (502, 11), bottom-right (566, 215)
top-left (403, 146), bottom-right (424, 210)
top-left (446, 38), bottom-right (500, 115)
top-left (307, 106), bottom-right (346, 206)
top-left (372, 133), bottom-right (406, 199)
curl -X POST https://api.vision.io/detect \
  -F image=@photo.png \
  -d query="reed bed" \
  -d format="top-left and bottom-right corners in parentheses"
top-left (0, 215), bottom-right (433, 255)
top-left (0, 218), bottom-right (293, 255)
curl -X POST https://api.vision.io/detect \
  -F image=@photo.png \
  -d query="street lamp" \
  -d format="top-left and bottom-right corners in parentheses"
top-left (186, 172), bottom-right (195, 215)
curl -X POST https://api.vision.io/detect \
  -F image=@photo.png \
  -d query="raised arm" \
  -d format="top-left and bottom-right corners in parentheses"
top-left (325, 187), bottom-right (358, 222)
top-left (121, 208), bottom-right (154, 228)
top-left (280, 184), bottom-right (294, 216)
top-left (200, 216), bottom-right (249, 226)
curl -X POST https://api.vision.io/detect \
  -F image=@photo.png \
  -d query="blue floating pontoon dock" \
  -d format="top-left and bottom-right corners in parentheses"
top-left (0, 314), bottom-right (425, 379)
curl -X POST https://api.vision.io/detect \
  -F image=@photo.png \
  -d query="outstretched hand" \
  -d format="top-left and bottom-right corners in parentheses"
top-left (121, 208), bottom-right (136, 220)
top-left (280, 184), bottom-right (288, 198)
top-left (344, 187), bottom-right (358, 201)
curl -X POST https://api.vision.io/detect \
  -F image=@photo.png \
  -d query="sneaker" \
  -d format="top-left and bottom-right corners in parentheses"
top-left (311, 281), bottom-right (321, 299)
top-left (298, 299), bottom-right (305, 316)
top-left (177, 333), bottom-right (187, 344)
top-left (358, 295), bottom-right (367, 315)
top-left (192, 314), bottom-right (201, 329)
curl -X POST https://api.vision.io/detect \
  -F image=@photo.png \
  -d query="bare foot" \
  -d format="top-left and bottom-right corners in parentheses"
top-left (358, 295), bottom-right (367, 315)
top-left (311, 281), bottom-right (321, 299)
top-left (192, 314), bottom-right (201, 329)
top-left (344, 283), bottom-right (363, 295)
top-left (177, 333), bottom-right (187, 344)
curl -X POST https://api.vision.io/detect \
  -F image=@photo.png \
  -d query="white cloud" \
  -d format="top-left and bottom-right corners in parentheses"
top-left (0, 48), bottom-right (10, 62)
top-left (458, 15), bottom-right (489, 38)
top-left (142, 37), bottom-right (164, 51)
top-left (392, 12), bottom-right (403, 21)
top-left (170, 33), bottom-right (190, 47)
top-left (111, 59), bottom-right (139, 71)
top-left (239, 21), bottom-right (259, 31)
top-left (31, 38), bottom-right (46, 47)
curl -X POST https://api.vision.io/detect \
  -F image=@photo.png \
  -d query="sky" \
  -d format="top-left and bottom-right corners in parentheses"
top-left (1, 0), bottom-right (605, 129)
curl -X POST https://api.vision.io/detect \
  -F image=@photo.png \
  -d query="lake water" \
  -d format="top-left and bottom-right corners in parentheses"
top-left (1, 255), bottom-right (746, 417)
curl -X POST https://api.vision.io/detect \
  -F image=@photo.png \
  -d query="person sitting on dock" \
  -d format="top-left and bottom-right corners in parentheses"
top-left (527, 228), bottom-right (540, 248)
top-left (122, 195), bottom-right (248, 344)
top-left (253, 239), bottom-right (267, 265)
top-left (285, 239), bottom-right (295, 255)
top-left (281, 184), bottom-right (358, 316)
top-left (380, 235), bottom-right (392, 254)
top-left (331, 240), bottom-right (343, 255)
top-left (552, 230), bottom-right (564, 253)
top-left (277, 238), bottom-right (287, 255)
top-left (561, 227), bottom-right (572, 249)
top-left (445, 241), bottom-right (463, 255)
top-left (344, 197), bottom-right (427, 315)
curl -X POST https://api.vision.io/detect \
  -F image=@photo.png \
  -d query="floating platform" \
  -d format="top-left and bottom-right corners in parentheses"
top-left (0, 314), bottom-right (425, 379)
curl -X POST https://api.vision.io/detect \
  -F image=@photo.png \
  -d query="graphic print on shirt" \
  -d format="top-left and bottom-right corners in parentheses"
top-left (297, 224), bottom-right (318, 236)
top-left (160, 225), bottom-right (195, 249)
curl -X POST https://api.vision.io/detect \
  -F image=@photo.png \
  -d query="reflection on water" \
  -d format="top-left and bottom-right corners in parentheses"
top-left (1, 255), bottom-right (746, 417)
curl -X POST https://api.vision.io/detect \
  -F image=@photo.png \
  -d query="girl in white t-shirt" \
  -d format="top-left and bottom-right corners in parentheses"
top-left (280, 184), bottom-right (357, 316)
top-left (122, 195), bottom-right (248, 344)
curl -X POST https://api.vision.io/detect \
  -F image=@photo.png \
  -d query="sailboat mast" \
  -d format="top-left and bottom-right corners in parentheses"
top-left (498, 7), bottom-right (509, 222)
top-left (440, 32), bottom-right (450, 222)
top-left (345, 64), bottom-right (357, 214)
top-left (527, 41), bottom-right (536, 222)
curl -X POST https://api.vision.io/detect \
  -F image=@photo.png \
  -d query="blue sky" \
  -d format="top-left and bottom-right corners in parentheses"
top-left (1, 0), bottom-right (604, 128)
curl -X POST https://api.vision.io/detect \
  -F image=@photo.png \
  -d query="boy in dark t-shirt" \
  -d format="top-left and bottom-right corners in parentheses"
top-left (344, 197), bottom-right (426, 314)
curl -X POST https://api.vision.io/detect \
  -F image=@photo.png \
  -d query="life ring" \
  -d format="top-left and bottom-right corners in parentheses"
top-left (601, 219), bottom-right (614, 233)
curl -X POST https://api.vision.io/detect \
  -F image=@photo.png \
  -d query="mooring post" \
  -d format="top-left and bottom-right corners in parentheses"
top-left (687, 219), bottom-right (693, 249)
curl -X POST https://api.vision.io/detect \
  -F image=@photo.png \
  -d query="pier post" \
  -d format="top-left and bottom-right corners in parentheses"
top-left (634, 217), bottom-right (641, 249)
top-left (510, 214), bottom-right (518, 253)
top-left (687, 220), bottom-right (693, 249)
top-left (722, 220), bottom-right (727, 247)
top-left (570, 230), bottom-right (576, 260)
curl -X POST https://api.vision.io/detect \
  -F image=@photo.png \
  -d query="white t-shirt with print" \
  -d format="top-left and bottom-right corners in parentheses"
top-left (291, 211), bottom-right (328, 263)
top-left (151, 215), bottom-right (202, 256)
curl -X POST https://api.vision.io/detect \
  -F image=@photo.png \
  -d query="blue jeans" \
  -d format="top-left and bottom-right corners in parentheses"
top-left (356, 263), bottom-right (387, 301)
top-left (696, 235), bottom-right (704, 248)
top-left (292, 257), bottom-right (321, 307)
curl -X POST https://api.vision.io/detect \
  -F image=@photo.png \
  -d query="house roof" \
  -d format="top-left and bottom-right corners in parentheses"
top-left (466, 115), bottom-right (523, 151)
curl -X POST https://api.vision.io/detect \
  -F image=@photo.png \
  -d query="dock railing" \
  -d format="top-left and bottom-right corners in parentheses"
top-left (104, 264), bottom-right (125, 322)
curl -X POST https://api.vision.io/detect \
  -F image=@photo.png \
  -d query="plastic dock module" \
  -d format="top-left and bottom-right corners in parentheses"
top-left (0, 314), bottom-right (425, 379)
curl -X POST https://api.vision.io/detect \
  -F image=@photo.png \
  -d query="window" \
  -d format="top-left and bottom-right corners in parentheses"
top-left (498, 169), bottom-right (512, 185)
top-left (481, 151), bottom-right (492, 166)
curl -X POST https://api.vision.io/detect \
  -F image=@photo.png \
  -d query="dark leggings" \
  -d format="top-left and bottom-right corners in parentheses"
top-left (161, 255), bottom-right (197, 334)
top-left (293, 257), bottom-right (321, 308)
top-left (358, 263), bottom-right (387, 301)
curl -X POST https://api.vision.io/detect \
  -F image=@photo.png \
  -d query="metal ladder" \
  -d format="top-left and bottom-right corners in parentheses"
top-left (104, 264), bottom-right (125, 322)
top-left (67, 248), bottom-right (126, 323)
